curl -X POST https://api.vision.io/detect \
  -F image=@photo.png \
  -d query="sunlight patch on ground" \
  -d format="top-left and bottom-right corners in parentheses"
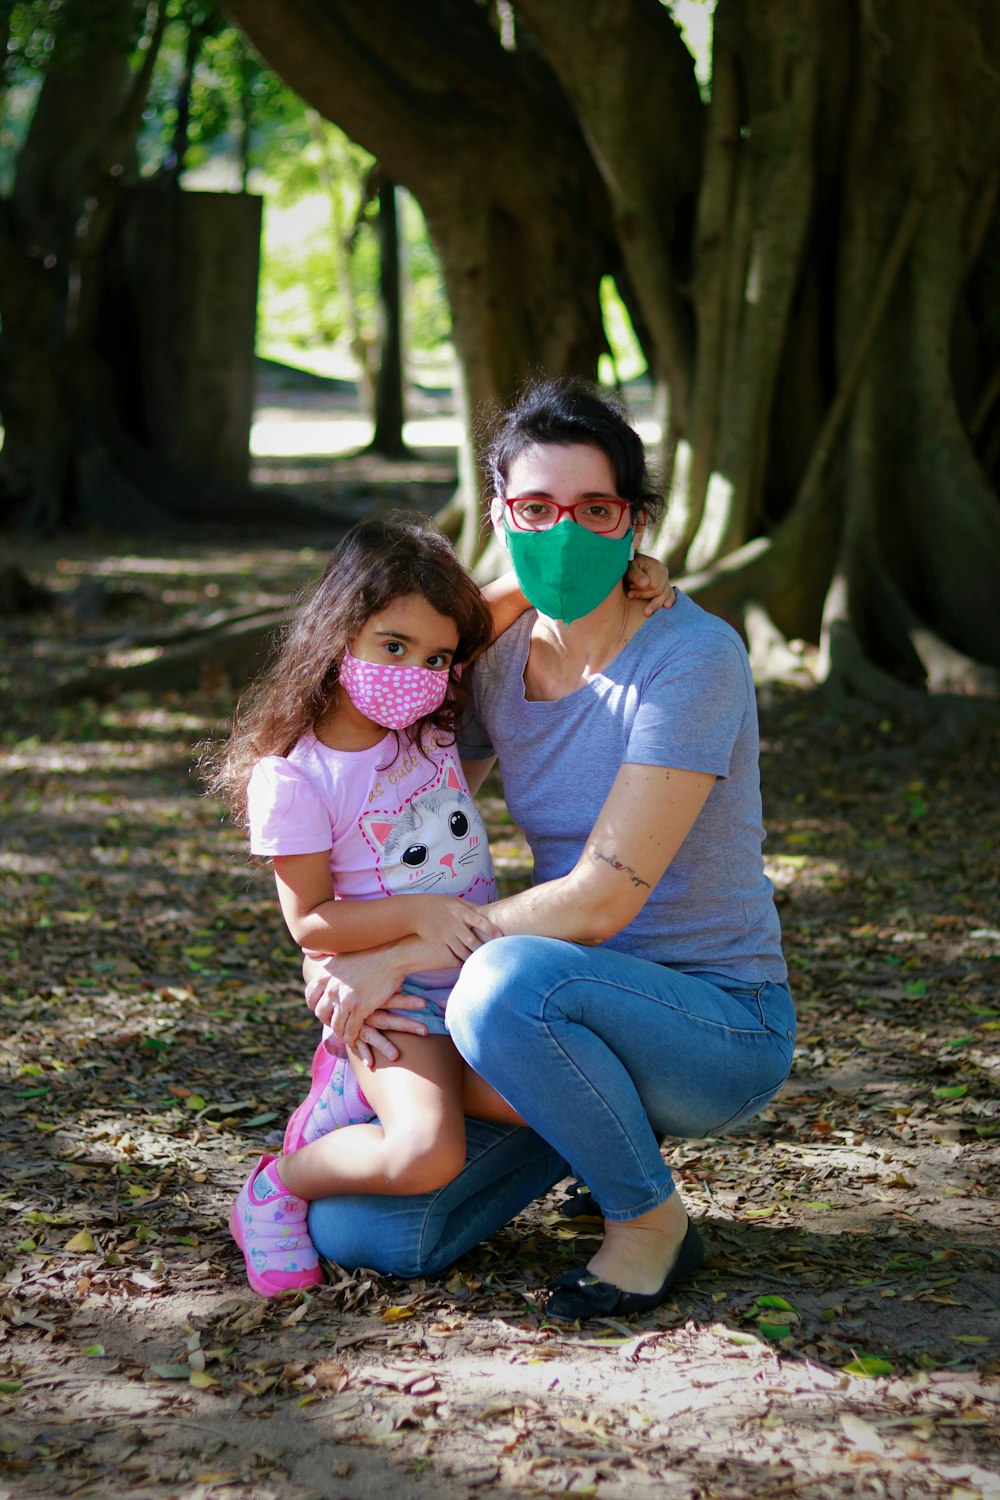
top-left (49, 551), bottom-right (321, 579)
top-left (98, 707), bottom-right (219, 734)
top-left (0, 851), bottom-right (62, 875)
top-left (251, 411), bottom-right (663, 459)
top-left (765, 852), bottom-right (848, 893)
top-left (1, 743), bottom-right (184, 774)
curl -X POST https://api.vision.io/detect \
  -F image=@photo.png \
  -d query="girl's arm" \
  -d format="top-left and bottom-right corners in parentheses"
top-left (273, 852), bottom-right (498, 963)
top-left (480, 558), bottom-right (673, 643)
top-left (627, 553), bottom-right (675, 615)
top-left (303, 938), bottom-right (436, 1064)
top-left (479, 570), bottom-right (531, 641)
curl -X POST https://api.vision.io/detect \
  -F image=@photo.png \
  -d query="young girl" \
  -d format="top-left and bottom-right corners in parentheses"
top-left (208, 513), bottom-right (671, 1298)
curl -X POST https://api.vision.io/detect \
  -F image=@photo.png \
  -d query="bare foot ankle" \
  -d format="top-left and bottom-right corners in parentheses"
top-left (586, 1195), bottom-right (688, 1295)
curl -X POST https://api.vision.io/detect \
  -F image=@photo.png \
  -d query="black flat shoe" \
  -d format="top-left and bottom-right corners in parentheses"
top-left (559, 1180), bottom-right (603, 1221)
top-left (545, 1219), bottom-right (705, 1322)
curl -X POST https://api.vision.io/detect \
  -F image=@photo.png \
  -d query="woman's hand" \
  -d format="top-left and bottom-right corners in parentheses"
top-left (626, 553), bottom-right (674, 615)
top-left (408, 896), bottom-right (500, 962)
top-left (302, 948), bottom-right (429, 1066)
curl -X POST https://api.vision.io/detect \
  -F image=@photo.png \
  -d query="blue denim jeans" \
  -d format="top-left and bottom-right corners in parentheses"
top-left (308, 936), bottom-right (795, 1273)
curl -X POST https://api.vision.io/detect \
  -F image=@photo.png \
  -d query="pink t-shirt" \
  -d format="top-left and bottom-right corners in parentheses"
top-left (247, 731), bottom-right (497, 1001)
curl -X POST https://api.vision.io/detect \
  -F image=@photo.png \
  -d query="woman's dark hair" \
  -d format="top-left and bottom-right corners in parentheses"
top-left (203, 513), bottom-right (493, 825)
top-left (486, 377), bottom-right (664, 526)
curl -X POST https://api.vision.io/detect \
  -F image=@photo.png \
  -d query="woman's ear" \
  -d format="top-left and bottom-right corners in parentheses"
top-left (490, 495), bottom-right (506, 542)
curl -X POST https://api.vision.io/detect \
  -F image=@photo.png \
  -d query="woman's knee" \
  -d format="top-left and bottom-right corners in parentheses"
top-left (448, 934), bottom-right (560, 1052)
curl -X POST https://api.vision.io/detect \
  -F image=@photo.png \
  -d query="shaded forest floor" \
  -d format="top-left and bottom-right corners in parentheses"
top-left (1, 470), bottom-right (999, 1498)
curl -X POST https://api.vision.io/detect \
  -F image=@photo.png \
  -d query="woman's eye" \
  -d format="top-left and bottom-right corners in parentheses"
top-left (582, 504), bottom-right (613, 520)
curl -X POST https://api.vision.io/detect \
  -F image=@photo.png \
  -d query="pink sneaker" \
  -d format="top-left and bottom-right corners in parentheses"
top-left (283, 1040), bottom-right (376, 1153)
top-left (229, 1154), bottom-right (323, 1298)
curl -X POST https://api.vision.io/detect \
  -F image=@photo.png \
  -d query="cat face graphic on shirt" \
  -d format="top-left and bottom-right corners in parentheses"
top-left (361, 763), bottom-right (494, 897)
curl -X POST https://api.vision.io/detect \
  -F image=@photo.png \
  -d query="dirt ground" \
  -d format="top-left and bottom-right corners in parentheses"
top-left (1, 428), bottom-right (998, 1499)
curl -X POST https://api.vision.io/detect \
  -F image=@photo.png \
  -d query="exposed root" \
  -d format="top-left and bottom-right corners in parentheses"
top-left (820, 616), bottom-right (1000, 754)
top-left (743, 602), bottom-right (815, 688)
top-left (51, 607), bottom-right (288, 702)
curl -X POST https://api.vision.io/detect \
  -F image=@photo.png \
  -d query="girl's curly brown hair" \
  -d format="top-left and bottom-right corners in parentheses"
top-left (203, 513), bottom-right (493, 826)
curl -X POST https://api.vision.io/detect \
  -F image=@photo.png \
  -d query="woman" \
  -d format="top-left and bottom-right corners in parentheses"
top-left (304, 378), bottom-right (795, 1320)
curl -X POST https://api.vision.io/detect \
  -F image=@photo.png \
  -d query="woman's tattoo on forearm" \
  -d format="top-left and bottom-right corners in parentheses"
top-left (589, 843), bottom-right (651, 890)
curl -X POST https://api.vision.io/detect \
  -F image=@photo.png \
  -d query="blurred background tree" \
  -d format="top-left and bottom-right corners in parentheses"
top-left (2, 0), bottom-right (998, 733)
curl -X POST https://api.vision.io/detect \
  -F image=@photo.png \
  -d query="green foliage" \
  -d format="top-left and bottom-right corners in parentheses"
top-left (0, 0), bottom-right (147, 190)
top-left (131, 10), bottom-right (452, 362)
top-left (598, 277), bottom-right (647, 386)
top-left (255, 111), bottom-right (449, 360)
top-left (0, 0), bottom-right (453, 370)
top-left (2, 0), bottom-right (145, 77)
top-left (402, 191), bottom-right (452, 352)
top-left (137, 2), bottom-right (293, 178)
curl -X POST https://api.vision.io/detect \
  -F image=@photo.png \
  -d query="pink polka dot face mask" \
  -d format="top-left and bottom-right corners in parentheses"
top-left (338, 650), bottom-right (451, 730)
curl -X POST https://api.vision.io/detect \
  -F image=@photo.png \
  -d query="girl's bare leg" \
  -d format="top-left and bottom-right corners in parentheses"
top-left (276, 1033), bottom-right (467, 1200)
top-left (462, 1067), bottom-right (525, 1126)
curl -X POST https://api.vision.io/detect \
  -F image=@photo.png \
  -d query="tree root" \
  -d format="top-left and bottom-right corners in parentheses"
top-left (742, 602), bottom-right (815, 687)
top-left (51, 607), bottom-right (288, 703)
top-left (821, 616), bottom-right (1000, 755)
top-left (0, 565), bottom-right (55, 614)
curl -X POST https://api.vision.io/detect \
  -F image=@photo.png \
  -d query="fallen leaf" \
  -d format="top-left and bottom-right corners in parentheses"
top-left (64, 1230), bottom-right (97, 1254)
top-left (842, 1356), bottom-right (894, 1377)
top-left (312, 1361), bottom-right (349, 1392)
top-left (839, 1413), bottom-right (887, 1453)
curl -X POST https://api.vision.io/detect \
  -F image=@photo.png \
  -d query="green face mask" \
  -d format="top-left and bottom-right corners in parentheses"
top-left (504, 520), bottom-right (634, 624)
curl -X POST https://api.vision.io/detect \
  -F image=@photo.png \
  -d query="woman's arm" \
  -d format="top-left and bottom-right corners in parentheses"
top-left (484, 762), bottom-right (715, 944)
top-left (273, 852), bottom-right (498, 962)
top-left (304, 763), bottom-right (712, 1051)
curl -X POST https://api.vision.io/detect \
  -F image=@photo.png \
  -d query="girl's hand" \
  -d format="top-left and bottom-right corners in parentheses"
top-left (409, 896), bottom-right (500, 963)
top-left (626, 552), bottom-right (675, 615)
top-left (302, 950), bottom-right (428, 1063)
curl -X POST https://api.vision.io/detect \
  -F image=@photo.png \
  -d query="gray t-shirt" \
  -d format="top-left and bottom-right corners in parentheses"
top-left (458, 591), bottom-right (787, 982)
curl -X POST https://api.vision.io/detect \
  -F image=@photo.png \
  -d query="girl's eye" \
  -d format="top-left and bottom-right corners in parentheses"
top-left (384, 641), bottom-right (405, 657)
top-left (426, 654), bottom-right (451, 671)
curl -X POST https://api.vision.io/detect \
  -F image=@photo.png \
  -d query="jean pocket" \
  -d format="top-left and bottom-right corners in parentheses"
top-left (715, 980), bottom-right (768, 1028)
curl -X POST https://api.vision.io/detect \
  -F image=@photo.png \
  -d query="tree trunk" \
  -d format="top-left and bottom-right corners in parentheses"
top-left (511, 0), bottom-right (703, 491)
top-left (113, 187), bottom-right (262, 487)
top-left (223, 0), bottom-right (614, 562)
top-left (819, 0), bottom-right (1000, 686)
top-left (0, 0), bottom-right (144, 530)
top-left (667, 0), bottom-right (1000, 712)
top-left (683, 0), bottom-right (825, 568)
top-left (369, 182), bottom-right (407, 457)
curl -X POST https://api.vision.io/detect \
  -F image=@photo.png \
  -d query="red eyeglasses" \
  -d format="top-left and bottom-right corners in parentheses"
top-left (504, 496), bottom-right (631, 534)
